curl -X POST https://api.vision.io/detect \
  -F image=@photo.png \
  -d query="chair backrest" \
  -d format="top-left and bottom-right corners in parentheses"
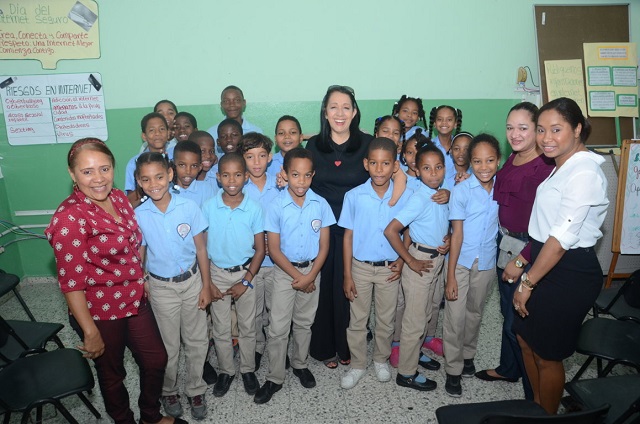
top-left (481, 404), bottom-right (610, 424)
top-left (623, 269), bottom-right (640, 308)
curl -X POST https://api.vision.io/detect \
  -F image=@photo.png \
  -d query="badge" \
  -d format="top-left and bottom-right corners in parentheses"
top-left (177, 223), bottom-right (191, 239)
top-left (311, 219), bottom-right (321, 233)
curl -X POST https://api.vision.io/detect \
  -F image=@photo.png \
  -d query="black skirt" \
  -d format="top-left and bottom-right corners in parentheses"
top-left (512, 239), bottom-right (602, 361)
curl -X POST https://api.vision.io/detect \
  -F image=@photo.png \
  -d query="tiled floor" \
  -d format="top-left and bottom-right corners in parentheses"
top-left (0, 276), bottom-right (625, 423)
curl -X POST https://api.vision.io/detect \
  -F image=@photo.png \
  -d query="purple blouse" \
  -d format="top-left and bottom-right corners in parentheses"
top-left (493, 153), bottom-right (555, 233)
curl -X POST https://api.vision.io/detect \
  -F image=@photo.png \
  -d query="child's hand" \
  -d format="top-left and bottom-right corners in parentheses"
top-left (455, 172), bottom-right (471, 184)
top-left (431, 189), bottom-right (450, 204)
top-left (437, 235), bottom-right (451, 255)
top-left (407, 257), bottom-right (433, 276)
top-left (387, 259), bottom-right (404, 282)
top-left (276, 167), bottom-right (288, 188)
top-left (445, 277), bottom-right (458, 301)
top-left (143, 279), bottom-right (150, 299)
top-left (343, 277), bottom-right (357, 301)
top-left (210, 283), bottom-right (224, 302)
top-left (198, 289), bottom-right (211, 310)
top-left (225, 282), bottom-right (248, 300)
top-left (292, 274), bottom-right (316, 293)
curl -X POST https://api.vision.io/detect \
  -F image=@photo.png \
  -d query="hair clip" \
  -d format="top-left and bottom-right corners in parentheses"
top-left (140, 195), bottom-right (148, 203)
top-left (173, 184), bottom-right (180, 191)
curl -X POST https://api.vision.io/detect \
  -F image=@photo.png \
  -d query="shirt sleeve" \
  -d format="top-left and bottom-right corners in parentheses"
top-left (47, 206), bottom-right (88, 293)
top-left (448, 183), bottom-right (468, 221)
top-left (549, 169), bottom-right (607, 250)
top-left (191, 204), bottom-right (209, 236)
top-left (321, 198), bottom-right (337, 227)
top-left (337, 191), bottom-right (355, 229)
top-left (124, 157), bottom-right (136, 192)
top-left (394, 194), bottom-right (423, 228)
top-left (264, 201), bottom-right (281, 233)
top-left (251, 202), bottom-right (265, 234)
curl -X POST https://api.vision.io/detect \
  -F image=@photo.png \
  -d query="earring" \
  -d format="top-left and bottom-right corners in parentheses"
top-left (72, 181), bottom-right (78, 189)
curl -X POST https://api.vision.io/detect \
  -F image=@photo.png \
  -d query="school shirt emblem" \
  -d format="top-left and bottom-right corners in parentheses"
top-left (177, 223), bottom-right (191, 239)
top-left (311, 219), bottom-right (321, 233)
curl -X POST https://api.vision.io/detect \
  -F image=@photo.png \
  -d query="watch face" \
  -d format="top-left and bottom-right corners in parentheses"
top-left (515, 260), bottom-right (523, 268)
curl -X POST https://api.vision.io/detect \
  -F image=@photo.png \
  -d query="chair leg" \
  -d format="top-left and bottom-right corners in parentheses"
top-left (36, 405), bottom-right (43, 423)
top-left (53, 335), bottom-right (65, 349)
top-left (596, 357), bottom-right (603, 376)
top-left (12, 289), bottom-right (36, 322)
top-left (2, 412), bottom-right (10, 424)
top-left (77, 393), bottom-right (102, 419)
top-left (53, 401), bottom-right (80, 424)
top-left (571, 356), bottom-right (594, 381)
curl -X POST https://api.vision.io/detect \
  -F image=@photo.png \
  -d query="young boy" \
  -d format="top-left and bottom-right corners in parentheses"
top-left (207, 85), bottom-right (263, 156)
top-left (384, 143), bottom-right (450, 392)
top-left (172, 140), bottom-right (217, 207)
top-left (125, 112), bottom-right (170, 207)
top-left (254, 148), bottom-right (335, 404)
top-left (239, 132), bottom-right (282, 370)
top-left (267, 115), bottom-right (303, 177)
top-left (201, 153), bottom-right (266, 397)
top-left (217, 118), bottom-right (244, 156)
top-left (339, 137), bottom-right (412, 389)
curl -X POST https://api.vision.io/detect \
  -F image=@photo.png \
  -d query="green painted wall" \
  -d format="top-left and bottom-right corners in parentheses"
top-left (0, 0), bottom-right (638, 277)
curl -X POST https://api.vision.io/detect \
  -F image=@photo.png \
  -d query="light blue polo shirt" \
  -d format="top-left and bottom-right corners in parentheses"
top-left (171, 180), bottom-right (217, 208)
top-left (244, 173), bottom-right (281, 267)
top-left (265, 188), bottom-right (336, 263)
top-left (202, 190), bottom-right (264, 268)
top-left (395, 183), bottom-right (450, 248)
top-left (449, 173), bottom-right (498, 271)
top-left (207, 117), bottom-right (263, 156)
top-left (136, 194), bottom-right (208, 278)
top-left (407, 175), bottom-right (422, 192)
top-left (445, 168), bottom-right (471, 191)
top-left (339, 180), bottom-right (412, 262)
top-left (432, 135), bottom-right (457, 182)
top-left (267, 152), bottom-right (285, 178)
top-left (405, 125), bottom-right (427, 140)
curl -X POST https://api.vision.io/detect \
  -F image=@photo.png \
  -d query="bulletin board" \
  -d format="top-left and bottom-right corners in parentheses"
top-left (534, 5), bottom-right (634, 146)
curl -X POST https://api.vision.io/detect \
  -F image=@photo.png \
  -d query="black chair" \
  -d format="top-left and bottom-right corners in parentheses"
top-left (571, 317), bottom-right (640, 381)
top-left (436, 399), bottom-right (609, 424)
top-left (0, 271), bottom-right (36, 322)
top-left (0, 316), bottom-right (64, 368)
top-left (566, 374), bottom-right (640, 424)
top-left (595, 270), bottom-right (640, 324)
top-left (0, 348), bottom-right (101, 424)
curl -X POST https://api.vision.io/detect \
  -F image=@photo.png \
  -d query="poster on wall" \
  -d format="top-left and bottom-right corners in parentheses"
top-left (544, 59), bottom-right (588, 113)
top-left (583, 42), bottom-right (638, 118)
top-left (0, 72), bottom-right (107, 145)
top-left (0, 0), bottom-right (99, 69)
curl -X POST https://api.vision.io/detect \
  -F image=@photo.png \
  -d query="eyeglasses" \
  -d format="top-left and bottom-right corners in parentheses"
top-left (328, 85), bottom-right (355, 96)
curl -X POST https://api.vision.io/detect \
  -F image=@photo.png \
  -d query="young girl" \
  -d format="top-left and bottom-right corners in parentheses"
top-left (140, 100), bottom-right (178, 153)
top-left (268, 115), bottom-right (304, 177)
top-left (392, 95), bottom-right (427, 140)
top-left (443, 134), bottom-right (500, 398)
top-left (135, 152), bottom-right (216, 421)
top-left (400, 129), bottom-right (431, 191)
top-left (373, 115), bottom-right (405, 156)
top-left (446, 131), bottom-right (474, 189)
top-left (429, 105), bottom-right (462, 182)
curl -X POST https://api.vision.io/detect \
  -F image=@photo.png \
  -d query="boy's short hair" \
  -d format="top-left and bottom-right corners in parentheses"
top-left (174, 111), bottom-right (197, 128)
top-left (188, 130), bottom-right (215, 143)
top-left (221, 85), bottom-right (244, 99)
top-left (239, 132), bottom-right (273, 154)
top-left (218, 152), bottom-right (246, 173)
top-left (173, 140), bottom-right (202, 160)
top-left (276, 115), bottom-right (302, 133)
top-left (283, 147), bottom-right (314, 173)
top-left (367, 137), bottom-right (397, 159)
top-left (217, 118), bottom-right (243, 136)
top-left (141, 112), bottom-right (168, 132)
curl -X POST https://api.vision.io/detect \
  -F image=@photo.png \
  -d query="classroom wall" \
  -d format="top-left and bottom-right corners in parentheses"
top-left (1, 0), bottom-right (639, 277)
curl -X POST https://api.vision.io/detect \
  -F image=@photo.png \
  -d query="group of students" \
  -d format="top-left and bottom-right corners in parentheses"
top-left (118, 84), bottom-right (511, 423)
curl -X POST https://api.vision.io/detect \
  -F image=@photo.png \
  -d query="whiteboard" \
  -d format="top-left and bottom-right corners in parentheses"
top-left (0, 72), bottom-right (107, 145)
top-left (620, 143), bottom-right (640, 254)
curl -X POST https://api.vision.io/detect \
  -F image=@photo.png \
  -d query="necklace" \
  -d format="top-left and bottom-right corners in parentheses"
top-left (333, 139), bottom-right (349, 167)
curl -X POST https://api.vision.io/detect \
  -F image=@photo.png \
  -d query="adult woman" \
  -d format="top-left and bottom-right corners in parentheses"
top-left (45, 138), bottom-right (184, 424)
top-left (503, 98), bottom-right (609, 414)
top-left (475, 103), bottom-right (553, 400)
top-left (307, 85), bottom-right (373, 367)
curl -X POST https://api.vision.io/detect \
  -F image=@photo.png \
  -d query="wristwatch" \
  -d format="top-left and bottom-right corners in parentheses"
top-left (515, 259), bottom-right (524, 269)
top-left (241, 278), bottom-right (254, 289)
top-left (520, 273), bottom-right (535, 290)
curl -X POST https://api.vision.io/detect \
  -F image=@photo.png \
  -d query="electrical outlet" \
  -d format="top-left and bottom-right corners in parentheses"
top-left (0, 246), bottom-right (5, 254)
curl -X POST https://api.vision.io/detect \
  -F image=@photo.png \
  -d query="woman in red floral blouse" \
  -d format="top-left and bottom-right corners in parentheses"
top-left (46, 138), bottom-right (184, 424)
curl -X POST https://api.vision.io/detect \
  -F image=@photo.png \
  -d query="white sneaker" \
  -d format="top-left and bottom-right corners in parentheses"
top-left (341, 368), bottom-right (366, 389)
top-left (373, 362), bottom-right (391, 382)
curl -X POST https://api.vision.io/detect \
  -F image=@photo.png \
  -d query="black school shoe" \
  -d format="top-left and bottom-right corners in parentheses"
top-left (292, 368), bottom-right (316, 388)
top-left (445, 373), bottom-right (462, 397)
top-left (255, 352), bottom-right (262, 372)
top-left (254, 380), bottom-right (283, 404)
top-left (242, 372), bottom-right (259, 395)
top-left (203, 361), bottom-right (218, 385)
top-left (462, 358), bottom-right (476, 377)
top-left (212, 373), bottom-right (235, 397)
top-left (396, 372), bottom-right (437, 391)
top-left (418, 355), bottom-right (441, 371)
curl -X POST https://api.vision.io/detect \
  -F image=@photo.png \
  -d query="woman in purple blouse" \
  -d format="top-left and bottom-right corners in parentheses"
top-left (474, 102), bottom-right (554, 399)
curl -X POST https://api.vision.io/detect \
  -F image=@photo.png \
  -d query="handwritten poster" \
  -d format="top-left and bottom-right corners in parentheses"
top-left (0, 0), bottom-right (99, 69)
top-left (583, 43), bottom-right (638, 117)
top-left (621, 143), bottom-right (640, 254)
top-left (0, 73), bottom-right (107, 145)
top-left (544, 59), bottom-right (588, 113)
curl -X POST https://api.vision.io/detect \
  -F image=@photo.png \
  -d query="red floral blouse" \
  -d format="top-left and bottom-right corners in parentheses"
top-left (45, 188), bottom-right (145, 320)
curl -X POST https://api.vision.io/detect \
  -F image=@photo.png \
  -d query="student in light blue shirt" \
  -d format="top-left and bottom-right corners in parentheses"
top-left (201, 152), bottom-right (265, 398)
top-left (254, 148), bottom-right (335, 404)
top-left (428, 105), bottom-right (462, 183)
top-left (267, 115), bottom-right (304, 178)
top-left (239, 132), bottom-right (282, 370)
top-left (443, 134), bottom-right (500, 398)
top-left (171, 140), bottom-right (217, 207)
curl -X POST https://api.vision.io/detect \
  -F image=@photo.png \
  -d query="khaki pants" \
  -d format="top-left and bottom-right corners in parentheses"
top-left (346, 259), bottom-right (399, 369)
top-left (255, 266), bottom-right (273, 355)
top-left (210, 263), bottom-right (256, 375)
top-left (266, 263), bottom-right (320, 385)
top-left (398, 245), bottom-right (445, 376)
top-left (443, 259), bottom-right (495, 375)
top-left (148, 270), bottom-right (208, 397)
top-left (426, 258), bottom-right (447, 337)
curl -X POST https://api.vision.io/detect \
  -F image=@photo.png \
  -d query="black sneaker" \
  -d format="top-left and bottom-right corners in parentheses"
top-left (462, 358), bottom-right (476, 377)
top-left (445, 373), bottom-right (462, 397)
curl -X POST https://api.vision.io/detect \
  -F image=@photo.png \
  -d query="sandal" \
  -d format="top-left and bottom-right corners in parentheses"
top-left (339, 358), bottom-right (351, 366)
top-left (323, 356), bottom-right (339, 369)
